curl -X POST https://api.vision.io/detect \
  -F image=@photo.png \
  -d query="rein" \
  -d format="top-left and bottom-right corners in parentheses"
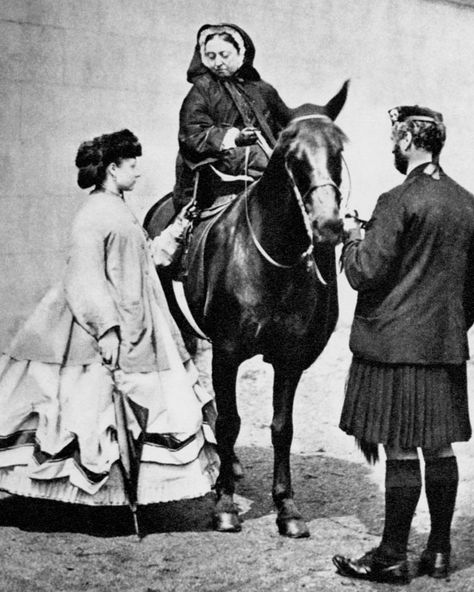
top-left (244, 114), bottom-right (345, 283)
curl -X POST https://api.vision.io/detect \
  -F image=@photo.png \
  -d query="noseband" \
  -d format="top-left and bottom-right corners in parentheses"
top-left (245, 115), bottom-right (347, 282)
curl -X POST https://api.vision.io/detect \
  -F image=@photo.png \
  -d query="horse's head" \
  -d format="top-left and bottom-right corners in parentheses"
top-left (280, 81), bottom-right (349, 245)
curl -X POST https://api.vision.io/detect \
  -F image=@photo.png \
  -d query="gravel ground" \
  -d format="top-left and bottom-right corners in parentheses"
top-left (1, 325), bottom-right (474, 591)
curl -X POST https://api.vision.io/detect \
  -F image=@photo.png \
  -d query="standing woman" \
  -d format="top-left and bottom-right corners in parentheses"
top-left (174, 23), bottom-right (291, 210)
top-left (0, 129), bottom-right (218, 507)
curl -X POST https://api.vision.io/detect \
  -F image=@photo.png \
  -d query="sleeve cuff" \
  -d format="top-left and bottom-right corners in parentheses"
top-left (343, 227), bottom-right (363, 243)
top-left (220, 127), bottom-right (240, 150)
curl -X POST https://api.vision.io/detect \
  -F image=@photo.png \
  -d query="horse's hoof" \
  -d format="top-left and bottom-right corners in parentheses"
top-left (276, 517), bottom-right (310, 538)
top-left (214, 512), bottom-right (242, 533)
top-left (232, 458), bottom-right (244, 480)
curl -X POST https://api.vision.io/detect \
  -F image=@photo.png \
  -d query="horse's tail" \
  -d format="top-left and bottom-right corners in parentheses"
top-left (356, 438), bottom-right (380, 465)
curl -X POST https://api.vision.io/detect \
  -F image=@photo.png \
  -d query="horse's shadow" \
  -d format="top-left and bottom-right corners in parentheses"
top-left (1, 445), bottom-right (474, 576)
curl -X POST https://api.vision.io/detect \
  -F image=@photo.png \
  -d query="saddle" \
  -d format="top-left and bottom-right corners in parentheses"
top-left (177, 193), bottom-right (239, 281)
top-left (149, 193), bottom-right (239, 339)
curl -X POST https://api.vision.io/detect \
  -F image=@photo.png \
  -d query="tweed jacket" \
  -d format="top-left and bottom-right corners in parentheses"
top-left (343, 164), bottom-right (474, 365)
top-left (7, 193), bottom-right (188, 372)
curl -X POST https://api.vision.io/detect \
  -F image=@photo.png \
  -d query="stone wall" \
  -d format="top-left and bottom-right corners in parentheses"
top-left (1, 0), bottom-right (473, 345)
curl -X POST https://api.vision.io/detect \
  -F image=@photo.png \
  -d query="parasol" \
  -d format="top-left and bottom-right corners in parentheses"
top-left (111, 370), bottom-right (149, 540)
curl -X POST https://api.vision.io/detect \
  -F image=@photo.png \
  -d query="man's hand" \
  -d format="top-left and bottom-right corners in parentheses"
top-left (235, 127), bottom-right (258, 147)
top-left (343, 210), bottom-right (364, 235)
top-left (98, 327), bottom-right (120, 369)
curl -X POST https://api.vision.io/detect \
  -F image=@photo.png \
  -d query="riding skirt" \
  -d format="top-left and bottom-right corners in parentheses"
top-left (339, 357), bottom-right (472, 451)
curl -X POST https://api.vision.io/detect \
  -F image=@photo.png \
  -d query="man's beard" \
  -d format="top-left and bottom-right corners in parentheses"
top-left (393, 144), bottom-right (408, 174)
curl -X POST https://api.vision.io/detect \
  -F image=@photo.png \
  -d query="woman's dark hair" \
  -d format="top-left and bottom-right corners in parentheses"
top-left (75, 129), bottom-right (142, 189)
top-left (204, 32), bottom-right (240, 53)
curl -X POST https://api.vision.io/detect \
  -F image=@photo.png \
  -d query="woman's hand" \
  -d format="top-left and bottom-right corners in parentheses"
top-left (235, 127), bottom-right (258, 146)
top-left (98, 327), bottom-right (120, 369)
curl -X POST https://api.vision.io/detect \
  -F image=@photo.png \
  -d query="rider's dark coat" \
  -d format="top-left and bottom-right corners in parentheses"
top-left (174, 23), bottom-right (290, 209)
top-left (343, 163), bottom-right (474, 365)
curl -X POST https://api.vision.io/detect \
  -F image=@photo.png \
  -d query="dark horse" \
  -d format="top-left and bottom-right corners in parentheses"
top-left (144, 82), bottom-right (349, 538)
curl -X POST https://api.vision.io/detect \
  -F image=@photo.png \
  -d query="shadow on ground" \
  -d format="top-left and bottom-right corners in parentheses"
top-left (2, 446), bottom-right (474, 570)
top-left (0, 446), bottom-right (383, 538)
top-left (2, 446), bottom-right (474, 589)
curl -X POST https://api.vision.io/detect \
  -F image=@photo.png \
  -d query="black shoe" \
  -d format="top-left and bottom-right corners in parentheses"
top-left (332, 547), bottom-right (410, 584)
top-left (418, 549), bottom-right (450, 578)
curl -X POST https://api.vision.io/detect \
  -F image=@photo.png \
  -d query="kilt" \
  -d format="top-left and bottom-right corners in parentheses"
top-left (340, 357), bottom-right (472, 451)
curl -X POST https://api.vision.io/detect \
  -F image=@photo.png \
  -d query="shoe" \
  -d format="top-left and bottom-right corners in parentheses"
top-left (418, 549), bottom-right (450, 578)
top-left (332, 547), bottom-right (410, 584)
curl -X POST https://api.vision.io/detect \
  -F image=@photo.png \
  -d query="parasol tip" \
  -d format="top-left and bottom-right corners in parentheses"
top-left (131, 506), bottom-right (143, 541)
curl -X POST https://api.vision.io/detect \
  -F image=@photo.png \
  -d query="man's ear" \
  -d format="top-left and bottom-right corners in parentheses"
top-left (402, 131), bottom-right (413, 151)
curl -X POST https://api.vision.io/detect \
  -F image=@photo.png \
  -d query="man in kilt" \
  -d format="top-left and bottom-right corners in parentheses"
top-left (333, 105), bottom-right (474, 583)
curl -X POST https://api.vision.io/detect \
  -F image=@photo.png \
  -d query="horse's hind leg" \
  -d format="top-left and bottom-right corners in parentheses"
top-left (212, 349), bottom-right (242, 532)
top-left (272, 366), bottom-right (310, 538)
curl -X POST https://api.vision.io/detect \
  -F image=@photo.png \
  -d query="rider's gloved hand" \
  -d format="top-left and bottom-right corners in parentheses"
top-left (235, 127), bottom-right (258, 147)
top-left (177, 200), bottom-right (199, 221)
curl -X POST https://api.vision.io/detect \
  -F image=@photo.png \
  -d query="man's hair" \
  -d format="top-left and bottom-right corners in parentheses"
top-left (392, 119), bottom-right (446, 157)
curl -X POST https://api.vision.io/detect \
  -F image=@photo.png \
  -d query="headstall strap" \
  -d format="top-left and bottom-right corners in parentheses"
top-left (291, 114), bottom-right (352, 213)
top-left (243, 145), bottom-right (328, 284)
top-left (285, 165), bottom-right (315, 254)
top-left (340, 153), bottom-right (352, 212)
top-left (242, 113), bottom-right (353, 285)
top-left (291, 114), bottom-right (332, 124)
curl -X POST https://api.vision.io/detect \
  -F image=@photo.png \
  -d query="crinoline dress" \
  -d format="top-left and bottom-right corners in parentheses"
top-left (0, 192), bottom-right (219, 505)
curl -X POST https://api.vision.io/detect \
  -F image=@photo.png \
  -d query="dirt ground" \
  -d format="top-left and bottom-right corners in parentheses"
top-left (2, 325), bottom-right (474, 592)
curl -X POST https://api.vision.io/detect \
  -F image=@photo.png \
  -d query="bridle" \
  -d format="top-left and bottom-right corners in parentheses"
top-left (245, 115), bottom-right (350, 283)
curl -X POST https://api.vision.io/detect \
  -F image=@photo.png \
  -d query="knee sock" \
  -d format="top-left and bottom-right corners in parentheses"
top-left (379, 459), bottom-right (422, 559)
top-left (424, 456), bottom-right (458, 553)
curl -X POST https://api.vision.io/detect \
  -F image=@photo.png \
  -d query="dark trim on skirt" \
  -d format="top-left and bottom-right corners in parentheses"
top-left (340, 357), bottom-right (472, 453)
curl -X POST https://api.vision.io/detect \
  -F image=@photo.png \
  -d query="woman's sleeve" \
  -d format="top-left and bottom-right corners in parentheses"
top-left (64, 212), bottom-right (120, 339)
top-left (266, 84), bottom-right (291, 128)
top-left (178, 85), bottom-right (231, 162)
top-left (342, 192), bottom-right (405, 291)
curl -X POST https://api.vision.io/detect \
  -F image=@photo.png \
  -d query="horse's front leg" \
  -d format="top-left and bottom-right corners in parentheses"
top-left (212, 348), bottom-right (242, 532)
top-left (272, 366), bottom-right (309, 538)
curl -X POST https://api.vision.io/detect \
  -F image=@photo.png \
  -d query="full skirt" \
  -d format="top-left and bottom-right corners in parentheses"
top-left (0, 342), bottom-right (219, 506)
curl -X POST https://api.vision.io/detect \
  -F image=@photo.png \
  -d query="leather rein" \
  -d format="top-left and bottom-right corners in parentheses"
top-left (245, 115), bottom-right (350, 283)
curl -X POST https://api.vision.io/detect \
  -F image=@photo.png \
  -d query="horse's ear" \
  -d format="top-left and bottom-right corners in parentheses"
top-left (324, 80), bottom-right (350, 121)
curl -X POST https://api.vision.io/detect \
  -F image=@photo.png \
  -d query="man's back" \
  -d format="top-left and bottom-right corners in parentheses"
top-left (347, 165), bottom-right (474, 364)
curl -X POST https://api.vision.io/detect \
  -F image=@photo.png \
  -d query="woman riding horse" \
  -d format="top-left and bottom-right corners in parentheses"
top-left (146, 82), bottom-right (349, 538)
top-left (174, 23), bottom-right (291, 211)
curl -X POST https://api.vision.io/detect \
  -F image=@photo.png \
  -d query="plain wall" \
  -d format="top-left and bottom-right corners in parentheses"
top-left (1, 0), bottom-right (474, 347)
